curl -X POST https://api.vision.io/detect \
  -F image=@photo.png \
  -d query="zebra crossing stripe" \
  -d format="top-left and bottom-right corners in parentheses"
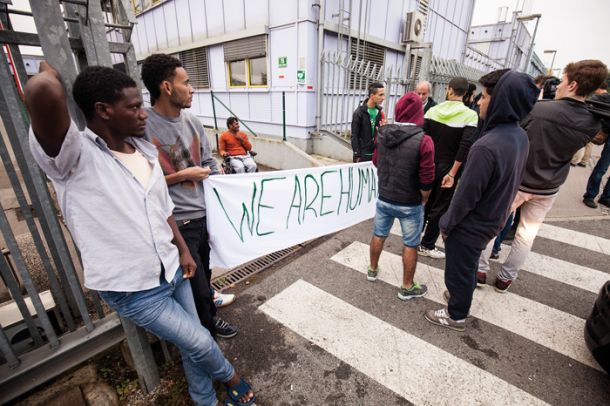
top-left (494, 244), bottom-right (608, 294)
top-left (388, 224), bottom-right (609, 294)
top-left (537, 223), bottom-right (610, 255)
top-left (260, 279), bottom-right (550, 406)
top-left (330, 241), bottom-right (602, 371)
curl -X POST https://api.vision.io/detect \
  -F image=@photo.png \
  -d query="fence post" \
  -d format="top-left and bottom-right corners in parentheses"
top-left (282, 91), bottom-right (286, 141)
top-left (211, 90), bottom-right (218, 131)
top-left (211, 90), bottom-right (219, 151)
top-left (121, 317), bottom-right (160, 393)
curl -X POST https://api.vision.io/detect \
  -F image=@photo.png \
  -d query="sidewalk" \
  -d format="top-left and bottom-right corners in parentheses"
top-left (547, 143), bottom-right (610, 220)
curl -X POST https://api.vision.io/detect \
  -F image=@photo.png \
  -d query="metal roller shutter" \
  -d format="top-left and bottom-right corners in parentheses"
top-left (174, 47), bottom-right (210, 89)
top-left (223, 35), bottom-right (267, 62)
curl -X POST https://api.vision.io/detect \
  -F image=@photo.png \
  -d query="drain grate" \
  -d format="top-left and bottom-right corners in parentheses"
top-left (211, 243), bottom-right (308, 291)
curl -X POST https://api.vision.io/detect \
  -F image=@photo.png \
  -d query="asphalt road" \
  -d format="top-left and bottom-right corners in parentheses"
top-left (216, 217), bottom-right (610, 405)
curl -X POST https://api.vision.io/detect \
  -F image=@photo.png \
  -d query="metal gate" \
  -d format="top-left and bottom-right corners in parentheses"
top-left (318, 45), bottom-right (490, 139)
top-left (318, 49), bottom-right (408, 137)
top-left (0, 1), bottom-right (160, 403)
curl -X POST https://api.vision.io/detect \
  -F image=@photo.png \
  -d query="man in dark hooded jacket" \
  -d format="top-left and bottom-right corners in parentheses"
top-left (424, 69), bottom-right (539, 331)
top-left (368, 92), bottom-right (435, 301)
top-left (478, 60), bottom-right (607, 293)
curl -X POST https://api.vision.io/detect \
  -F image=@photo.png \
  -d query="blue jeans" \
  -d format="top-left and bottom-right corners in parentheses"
top-left (99, 268), bottom-right (234, 406)
top-left (373, 199), bottom-right (424, 247)
top-left (584, 141), bottom-right (610, 201)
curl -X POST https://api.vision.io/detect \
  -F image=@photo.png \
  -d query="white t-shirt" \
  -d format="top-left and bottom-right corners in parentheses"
top-left (112, 148), bottom-right (153, 189)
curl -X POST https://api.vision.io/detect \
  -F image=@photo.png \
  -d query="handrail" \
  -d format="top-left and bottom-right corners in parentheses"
top-left (210, 91), bottom-right (258, 137)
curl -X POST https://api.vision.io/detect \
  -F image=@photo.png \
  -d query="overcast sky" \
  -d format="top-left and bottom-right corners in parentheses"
top-left (471, 0), bottom-right (610, 74)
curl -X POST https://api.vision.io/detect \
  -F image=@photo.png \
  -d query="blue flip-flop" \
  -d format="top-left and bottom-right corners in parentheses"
top-left (224, 377), bottom-right (256, 406)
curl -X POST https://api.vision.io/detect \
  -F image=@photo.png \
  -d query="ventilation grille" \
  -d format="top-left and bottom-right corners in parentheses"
top-left (211, 244), bottom-right (307, 291)
top-left (418, 0), bottom-right (430, 16)
top-left (349, 40), bottom-right (385, 89)
top-left (410, 54), bottom-right (423, 80)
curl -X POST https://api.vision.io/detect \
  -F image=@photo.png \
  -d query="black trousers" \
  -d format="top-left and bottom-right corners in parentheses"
top-left (421, 178), bottom-right (457, 249)
top-left (178, 217), bottom-right (217, 337)
top-left (444, 234), bottom-right (483, 320)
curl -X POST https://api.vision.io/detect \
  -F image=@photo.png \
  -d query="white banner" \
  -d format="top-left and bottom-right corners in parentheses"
top-left (204, 162), bottom-right (378, 268)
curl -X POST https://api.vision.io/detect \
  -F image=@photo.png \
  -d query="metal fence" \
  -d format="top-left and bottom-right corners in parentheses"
top-left (318, 46), bottom-right (489, 138)
top-left (0, 1), bottom-right (160, 403)
top-left (318, 50), bottom-right (408, 137)
top-left (428, 55), bottom-right (489, 102)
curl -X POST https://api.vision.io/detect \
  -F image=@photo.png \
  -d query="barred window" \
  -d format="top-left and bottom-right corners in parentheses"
top-left (349, 40), bottom-right (385, 90)
top-left (174, 47), bottom-right (210, 89)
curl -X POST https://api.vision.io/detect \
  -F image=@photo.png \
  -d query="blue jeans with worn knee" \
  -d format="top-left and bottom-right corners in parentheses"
top-left (584, 140), bottom-right (610, 201)
top-left (99, 268), bottom-right (234, 406)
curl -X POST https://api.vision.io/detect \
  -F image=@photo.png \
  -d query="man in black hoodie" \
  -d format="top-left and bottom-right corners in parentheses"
top-left (424, 69), bottom-right (538, 331)
top-left (478, 60), bottom-right (607, 293)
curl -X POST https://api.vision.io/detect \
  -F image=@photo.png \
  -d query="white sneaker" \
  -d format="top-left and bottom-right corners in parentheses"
top-left (424, 308), bottom-right (466, 332)
top-left (214, 291), bottom-right (236, 308)
top-left (417, 246), bottom-right (446, 259)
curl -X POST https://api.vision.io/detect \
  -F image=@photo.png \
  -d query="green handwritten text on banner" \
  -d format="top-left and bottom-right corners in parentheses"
top-left (204, 162), bottom-right (378, 268)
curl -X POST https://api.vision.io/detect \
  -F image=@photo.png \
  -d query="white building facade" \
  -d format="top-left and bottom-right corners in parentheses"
top-left (130, 0), bottom-right (478, 140)
top-left (468, 14), bottom-right (546, 78)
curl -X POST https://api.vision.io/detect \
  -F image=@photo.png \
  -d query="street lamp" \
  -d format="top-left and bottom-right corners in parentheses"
top-left (544, 49), bottom-right (557, 75)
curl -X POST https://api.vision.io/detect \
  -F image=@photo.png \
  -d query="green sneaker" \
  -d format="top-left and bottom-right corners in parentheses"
top-left (367, 266), bottom-right (379, 281)
top-left (397, 282), bottom-right (428, 300)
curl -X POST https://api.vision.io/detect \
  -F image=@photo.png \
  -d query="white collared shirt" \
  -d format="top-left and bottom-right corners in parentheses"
top-left (29, 121), bottom-right (180, 292)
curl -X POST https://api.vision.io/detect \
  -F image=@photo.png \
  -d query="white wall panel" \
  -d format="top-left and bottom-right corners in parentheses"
top-left (367, 0), bottom-right (388, 40)
top-left (385, 0), bottom-right (404, 43)
top-left (270, 0), bottom-right (297, 26)
top-left (227, 93), bottom-right (251, 120)
top-left (133, 17), bottom-right (146, 55)
top-left (302, 22), bottom-right (318, 88)
top-left (249, 93), bottom-right (272, 123)
top-left (298, 0), bottom-right (316, 20)
top-left (209, 45), bottom-right (227, 90)
top-left (204, 0), bottom-right (225, 37)
top-left (223, 0), bottom-right (246, 33)
top-left (270, 26), bottom-right (298, 88)
top-left (190, 91), bottom-right (204, 117)
top-left (189, 1), bottom-right (207, 40)
top-left (175, 0), bottom-right (194, 44)
top-left (197, 92), bottom-right (215, 118)
top-left (143, 13), bottom-right (159, 52)
top-left (325, 0), bottom-right (340, 26)
top-left (163, 2), bottom-right (180, 48)
top-left (245, 0), bottom-right (269, 28)
top-left (153, 8), bottom-right (168, 50)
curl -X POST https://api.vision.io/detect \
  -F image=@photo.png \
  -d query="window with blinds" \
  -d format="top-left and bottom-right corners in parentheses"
top-left (224, 35), bottom-right (268, 87)
top-left (349, 40), bottom-right (386, 90)
top-left (174, 47), bottom-right (210, 89)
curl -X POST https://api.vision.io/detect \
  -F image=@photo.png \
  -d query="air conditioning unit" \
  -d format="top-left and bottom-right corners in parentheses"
top-left (401, 11), bottom-right (426, 43)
